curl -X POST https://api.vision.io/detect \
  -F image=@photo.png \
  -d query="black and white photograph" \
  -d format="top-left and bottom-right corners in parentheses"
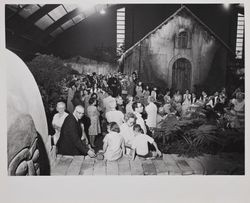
top-left (5, 2), bottom-right (245, 176)
top-left (1, 1), bottom-right (249, 203)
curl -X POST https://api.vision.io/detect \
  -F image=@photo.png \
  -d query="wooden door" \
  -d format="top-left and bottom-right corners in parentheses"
top-left (172, 58), bottom-right (191, 93)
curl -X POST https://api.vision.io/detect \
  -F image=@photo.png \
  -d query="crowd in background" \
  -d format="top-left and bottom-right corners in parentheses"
top-left (43, 71), bottom-right (244, 160)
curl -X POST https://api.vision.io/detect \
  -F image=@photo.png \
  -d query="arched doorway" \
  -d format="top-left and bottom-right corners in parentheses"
top-left (172, 58), bottom-right (191, 93)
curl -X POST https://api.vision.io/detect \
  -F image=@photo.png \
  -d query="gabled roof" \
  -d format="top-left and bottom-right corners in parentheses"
top-left (122, 5), bottom-right (234, 59)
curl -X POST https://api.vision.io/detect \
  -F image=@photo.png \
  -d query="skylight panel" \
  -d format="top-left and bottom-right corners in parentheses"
top-left (50, 27), bottom-right (63, 37)
top-left (63, 4), bottom-right (77, 12)
top-left (35, 15), bottom-right (54, 30)
top-left (48, 5), bottom-right (67, 21)
top-left (72, 13), bottom-right (85, 24)
top-left (61, 19), bottom-right (74, 30)
top-left (19, 4), bottom-right (40, 18)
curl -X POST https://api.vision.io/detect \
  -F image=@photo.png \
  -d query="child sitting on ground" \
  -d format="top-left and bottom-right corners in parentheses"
top-left (99, 122), bottom-right (125, 161)
top-left (131, 124), bottom-right (162, 160)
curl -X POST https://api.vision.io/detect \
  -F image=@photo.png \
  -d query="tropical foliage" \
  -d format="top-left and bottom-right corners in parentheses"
top-left (155, 111), bottom-right (244, 157)
top-left (26, 54), bottom-right (78, 108)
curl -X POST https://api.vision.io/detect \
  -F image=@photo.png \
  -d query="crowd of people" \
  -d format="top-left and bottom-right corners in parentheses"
top-left (46, 71), bottom-right (244, 161)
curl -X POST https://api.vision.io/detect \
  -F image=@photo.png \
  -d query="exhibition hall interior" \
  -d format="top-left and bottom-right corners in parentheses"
top-left (5, 3), bottom-right (244, 176)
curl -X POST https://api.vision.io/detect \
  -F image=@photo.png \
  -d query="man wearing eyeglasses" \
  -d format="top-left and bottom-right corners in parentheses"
top-left (57, 105), bottom-right (96, 157)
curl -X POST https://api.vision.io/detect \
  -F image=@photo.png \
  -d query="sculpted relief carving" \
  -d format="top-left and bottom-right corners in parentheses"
top-left (8, 114), bottom-right (40, 176)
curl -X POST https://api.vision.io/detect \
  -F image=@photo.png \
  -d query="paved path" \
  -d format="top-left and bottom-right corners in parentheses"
top-left (51, 153), bottom-right (244, 176)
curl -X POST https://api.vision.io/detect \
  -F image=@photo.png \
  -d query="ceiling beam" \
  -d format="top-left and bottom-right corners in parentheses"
top-left (40, 4), bottom-right (115, 45)
top-left (37, 8), bottom-right (82, 42)
top-left (27, 4), bottom-right (60, 24)
top-left (7, 4), bottom-right (60, 39)
top-left (6, 5), bottom-right (30, 22)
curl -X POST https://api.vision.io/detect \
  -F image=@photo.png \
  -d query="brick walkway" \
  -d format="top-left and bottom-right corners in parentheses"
top-left (51, 153), bottom-right (244, 175)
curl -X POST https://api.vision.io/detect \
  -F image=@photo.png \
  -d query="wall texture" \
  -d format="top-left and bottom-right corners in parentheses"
top-left (46, 4), bottom-right (236, 63)
top-left (125, 4), bottom-right (236, 51)
top-left (122, 8), bottom-right (230, 93)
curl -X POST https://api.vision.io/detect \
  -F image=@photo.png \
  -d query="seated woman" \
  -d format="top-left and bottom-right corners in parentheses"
top-left (131, 124), bottom-right (162, 160)
top-left (52, 101), bottom-right (68, 145)
top-left (99, 122), bottom-right (125, 161)
top-left (106, 100), bottom-right (124, 126)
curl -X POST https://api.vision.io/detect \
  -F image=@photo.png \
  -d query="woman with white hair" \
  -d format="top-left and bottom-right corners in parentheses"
top-left (52, 101), bottom-right (68, 145)
top-left (105, 99), bottom-right (124, 126)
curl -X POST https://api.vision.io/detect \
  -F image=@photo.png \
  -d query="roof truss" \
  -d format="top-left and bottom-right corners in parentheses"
top-left (37, 8), bottom-right (82, 43)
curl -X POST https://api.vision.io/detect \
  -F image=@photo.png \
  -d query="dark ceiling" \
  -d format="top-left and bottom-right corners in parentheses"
top-left (5, 4), bottom-right (244, 61)
top-left (6, 4), bottom-right (110, 47)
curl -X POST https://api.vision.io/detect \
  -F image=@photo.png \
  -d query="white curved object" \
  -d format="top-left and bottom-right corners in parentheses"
top-left (5, 49), bottom-right (48, 148)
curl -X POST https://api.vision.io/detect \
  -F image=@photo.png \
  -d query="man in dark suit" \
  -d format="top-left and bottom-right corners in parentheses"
top-left (107, 74), bottom-right (119, 97)
top-left (57, 105), bottom-right (96, 157)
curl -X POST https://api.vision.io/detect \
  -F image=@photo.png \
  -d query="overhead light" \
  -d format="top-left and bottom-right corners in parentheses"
top-left (100, 8), bottom-right (106, 15)
top-left (223, 4), bottom-right (230, 10)
top-left (78, 3), bottom-right (97, 12)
